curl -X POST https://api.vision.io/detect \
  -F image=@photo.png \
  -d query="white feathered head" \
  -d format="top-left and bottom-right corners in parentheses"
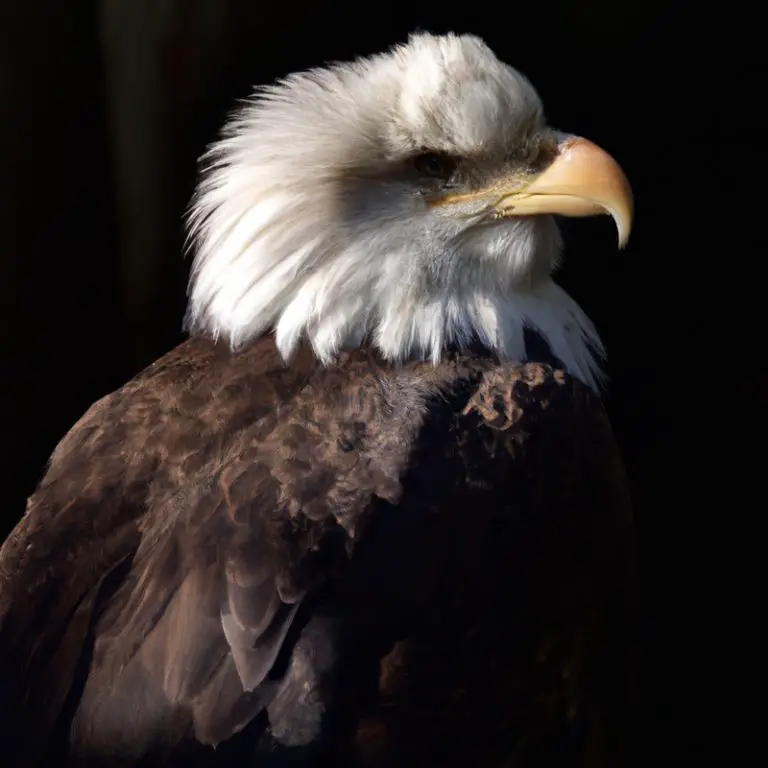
top-left (186, 32), bottom-right (632, 390)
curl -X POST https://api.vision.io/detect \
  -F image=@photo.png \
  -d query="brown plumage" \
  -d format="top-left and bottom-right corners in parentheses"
top-left (0, 336), bottom-right (634, 766)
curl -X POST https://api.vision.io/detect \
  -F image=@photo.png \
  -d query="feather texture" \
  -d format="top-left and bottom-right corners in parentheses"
top-left (0, 336), bottom-right (633, 766)
top-left (186, 33), bottom-right (606, 390)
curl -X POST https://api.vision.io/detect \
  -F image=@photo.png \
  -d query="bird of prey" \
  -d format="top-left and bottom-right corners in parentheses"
top-left (0, 32), bottom-right (635, 767)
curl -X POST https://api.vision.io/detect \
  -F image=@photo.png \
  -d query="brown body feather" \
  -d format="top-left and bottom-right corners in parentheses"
top-left (0, 336), bottom-right (634, 766)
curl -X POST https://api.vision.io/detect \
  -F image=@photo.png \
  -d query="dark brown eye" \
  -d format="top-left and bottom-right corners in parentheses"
top-left (413, 152), bottom-right (458, 179)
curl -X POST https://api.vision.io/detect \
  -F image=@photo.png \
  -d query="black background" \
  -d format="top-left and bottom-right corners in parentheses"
top-left (0, 1), bottom-right (754, 763)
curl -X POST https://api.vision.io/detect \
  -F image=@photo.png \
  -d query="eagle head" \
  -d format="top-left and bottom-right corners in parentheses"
top-left (186, 32), bottom-right (632, 390)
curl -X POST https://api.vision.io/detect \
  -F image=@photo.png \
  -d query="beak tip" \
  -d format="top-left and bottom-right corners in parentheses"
top-left (617, 224), bottom-right (631, 250)
top-left (611, 203), bottom-right (633, 251)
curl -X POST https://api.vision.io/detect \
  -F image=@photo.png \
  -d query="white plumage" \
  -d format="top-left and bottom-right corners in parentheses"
top-left (186, 32), bottom-right (609, 390)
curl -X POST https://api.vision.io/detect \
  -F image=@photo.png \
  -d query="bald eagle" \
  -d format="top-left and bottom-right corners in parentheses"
top-left (0, 33), bottom-right (634, 767)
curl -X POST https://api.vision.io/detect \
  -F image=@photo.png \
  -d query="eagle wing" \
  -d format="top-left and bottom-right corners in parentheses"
top-left (0, 336), bottom-right (386, 763)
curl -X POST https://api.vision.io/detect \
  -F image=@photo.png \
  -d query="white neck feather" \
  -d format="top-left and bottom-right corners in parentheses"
top-left (185, 33), bottom-right (606, 391)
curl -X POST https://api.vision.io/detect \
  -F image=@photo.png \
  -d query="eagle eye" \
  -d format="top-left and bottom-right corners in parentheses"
top-left (413, 151), bottom-right (458, 179)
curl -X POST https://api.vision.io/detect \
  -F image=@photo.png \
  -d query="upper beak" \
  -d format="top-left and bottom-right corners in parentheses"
top-left (498, 136), bottom-right (633, 248)
top-left (437, 136), bottom-right (634, 249)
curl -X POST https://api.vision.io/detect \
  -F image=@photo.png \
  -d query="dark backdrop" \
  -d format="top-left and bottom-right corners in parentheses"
top-left (0, 1), bottom-right (753, 763)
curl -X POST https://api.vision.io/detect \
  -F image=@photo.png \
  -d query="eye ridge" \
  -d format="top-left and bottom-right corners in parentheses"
top-left (413, 151), bottom-right (459, 179)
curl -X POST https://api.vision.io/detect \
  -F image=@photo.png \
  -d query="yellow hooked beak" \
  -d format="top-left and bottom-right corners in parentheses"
top-left (434, 136), bottom-right (633, 249)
